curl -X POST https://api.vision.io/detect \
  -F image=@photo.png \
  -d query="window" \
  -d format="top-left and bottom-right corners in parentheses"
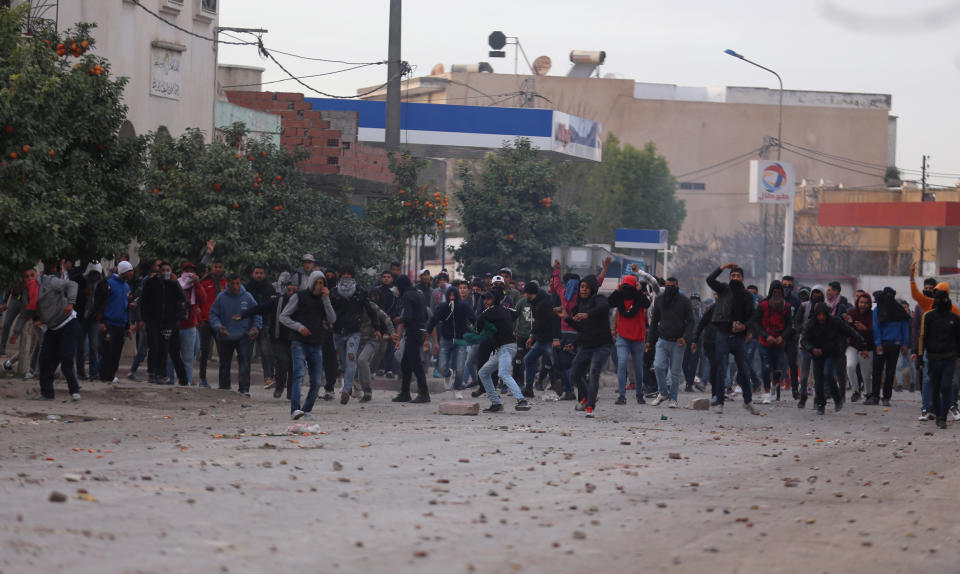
top-left (287, 101), bottom-right (295, 110)
top-left (677, 181), bottom-right (705, 191)
top-left (327, 138), bottom-right (339, 147)
top-left (342, 142), bottom-right (351, 150)
top-left (201, 0), bottom-right (217, 12)
top-left (303, 128), bottom-right (309, 137)
top-left (327, 156), bottom-right (339, 165)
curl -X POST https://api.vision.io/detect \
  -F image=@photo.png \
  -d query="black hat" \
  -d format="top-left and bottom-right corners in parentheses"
top-left (524, 282), bottom-right (539, 294)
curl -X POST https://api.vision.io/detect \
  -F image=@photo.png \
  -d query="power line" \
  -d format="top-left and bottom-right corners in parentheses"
top-left (673, 148), bottom-right (762, 179)
top-left (266, 47), bottom-right (385, 67)
top-left (130, 0), bottom-right (256, 45)
top-left (781, 146), bottom-right (887, 179)
top-left (781, 139), bottom-right (960, 178)
top-left (221, 63), bottom-right (380, 88)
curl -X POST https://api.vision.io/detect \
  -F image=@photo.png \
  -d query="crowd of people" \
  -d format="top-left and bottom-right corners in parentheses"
top-left (2, 244), bottom-right (958, 429)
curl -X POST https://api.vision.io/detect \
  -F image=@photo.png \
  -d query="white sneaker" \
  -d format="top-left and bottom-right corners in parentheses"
top-left (694, 375), bottom-right (702, 384)
top-left (70, 393), bottom-right (81, 401)
top-left (712, 403), bottom-right (724, 414)
top-left (291, 409), bottom-right (305, 420)
top-left (950, 406), bottom-right (960, 421)
top-left (732, 386), bottom-right (742, 395)
top-left (24, 371), bottom-right (36, 380)
top-left (455, 391), bottom-right (464, 400)
top-left (650, 394), bottom-right (667, 406)
top-left (762, 393), bottom-right (772, 404)
top-left (111, 377), bottom-right (120, 384)
top-left (443, 376), bottom-right (452, 391)
top-left (919, 411), bottom-right (931, 421)
top-left (667, 399), bottom-right (679, 409)
top-left (743, 402), bottom-right (760, 415)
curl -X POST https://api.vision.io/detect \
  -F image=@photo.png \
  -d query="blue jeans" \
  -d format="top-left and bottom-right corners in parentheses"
top-left (130, 324), bottom-right (149, 373)
top-left (745, 338), bottom-right (762, 389)
top-left (76, 319), bottom-right (101, 378)
top-left (714, 334), bottom-right (753, 405)
top-left (812, 354), bottom-right (839, 408)
top-left (438, 337), bottom-right (465, 388)
top-left (168, 327), bottom-right (198, 385)
top-left (758, 344), bottom-right (788, 392)
top-left (465, 344), bottom-right (480, 385)
top-left (571, 345), bottom-right (611, 407)
top-left (654, 339), bottom-right (685, 401)
top-left (479, 343), bottom-right (524, 404)
top-left (616, 336), bottom-right (645, 399)
top-left (524, 340), bottom-right (555, 391)
top-left (290, 340), bottom-right (323, 413)
top-left (333, 332), bottom-right (361, 392)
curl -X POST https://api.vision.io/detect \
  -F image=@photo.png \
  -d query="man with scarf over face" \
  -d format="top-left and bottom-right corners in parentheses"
top-left (707, 263), bottom-right (759, 414)
top-left (802, 302), bottom-right (864, 415)
top-left (246, 266), bottom-right (277, 390)
top-left (648, 277), bottom-right (694, 408)
top-left (391, 274), bottom-right (431, 403)
top-left (918, 288), bottom-right (960, 429)
top-left (795, 285), bottom-right (826, 406)
top-left (609, 274), bottom-right (651, 405)
top-left (864, 287), bottom-right (911, 407)
top-left (562, 275), bottom-right (611, 417)
top-left (330, 264), bottom-right (377, 405)
top-left (750, 280), bottom-right (794, 403)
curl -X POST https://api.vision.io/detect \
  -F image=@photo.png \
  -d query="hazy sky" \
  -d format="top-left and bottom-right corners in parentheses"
top-left (219, 0), bottom-right (960, 185)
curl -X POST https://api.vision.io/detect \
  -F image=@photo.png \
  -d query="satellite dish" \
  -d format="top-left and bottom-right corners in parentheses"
top-left (431, 63), bottom-right (445, 76)
top-left (533, 55), bottom-right (552, 76)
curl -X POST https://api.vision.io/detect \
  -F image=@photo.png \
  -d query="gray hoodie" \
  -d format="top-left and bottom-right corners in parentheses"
top-left (14, 274), bottom-right (78, 333)
top-left (279, 270), bottom-right (337, 342)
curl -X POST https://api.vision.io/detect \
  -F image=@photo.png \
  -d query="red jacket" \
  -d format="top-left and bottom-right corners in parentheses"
top-left (616, 299), bottom-right (647, 342)
top-left (754, 300), bottom-right (793, 347)
top-left (179, 281), bottom-right (206, 329)
top-left (197, 275), bottom-right (226, 324)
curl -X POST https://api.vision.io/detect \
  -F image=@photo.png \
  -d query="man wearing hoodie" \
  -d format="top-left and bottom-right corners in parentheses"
top-left (795, 285), bottom-right (826, 405)
top-left (75, 262), bottom-right (103, 381)
top-left (864, 287), bottom-right (911, 407)
top-left (918, 288), bottom-right (960, 429)
top-left (801, 302), bottom-right (865, 414)
top-left (523, 281), bottom-right (566, 398)
top-left (140, 262), bottom-right (188, 385)
top-left (10, 266), bottom-right (81, 401)
top-left (845, 292), bottom-right (875, 403)
top-left (706, 264), bottom-right (759, 414)
top-left (648, 277), bottom-right (694, 409)
top-left (427, 284), bottom-right (477, 398)
top-left (357, 288), bottom-right (395, 402)
top-left (246, 266), bottom-right (277, 390)
top-left (909, 262), bottom-right (960, 421)
top-left (289, 254), bottom-right (317, 292)
top-left (209, 274), bottom-right (262, 396)
top-left (280, 271), bottom-right (336, 419)
top-left (94, 261), bottom-right (134, 384)
top-left (564, 275), bottom-right (612, 417)
top-left (609, 274), bottom-right (651, 405)
top-left (781, 275), bottom-right (803, 399)
top-left (391, 274), bottom-right (431, 403)
top-left (197, 258), bottom-right (227, 388)
top-left (477, 290), bottom-right (532, 412)
top-left (330, 264), bottom-right (377, 404)
top-left (168, 262), bottom-right (204, 386)
top-left (750, 280), bottom-right (794, 404)
top-left (238, 274), bottom-right (297, 399)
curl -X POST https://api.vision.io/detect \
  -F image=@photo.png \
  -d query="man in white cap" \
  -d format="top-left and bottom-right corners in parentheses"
top-left (499, 267), bottom-right (522, 305)
top-left (290, 254), bottom-right (317, 292)
top-left (96, 261), bottom-right (135, 383)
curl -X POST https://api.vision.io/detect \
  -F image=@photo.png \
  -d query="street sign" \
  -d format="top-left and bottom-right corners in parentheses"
top-left (614, 228), bottom-right (668, 250)
top-left (749, 160), bottom-right (795, 204)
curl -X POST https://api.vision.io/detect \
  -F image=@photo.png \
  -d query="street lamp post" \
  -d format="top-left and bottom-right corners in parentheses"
top-left (724, 49), bottom-right (792, 277)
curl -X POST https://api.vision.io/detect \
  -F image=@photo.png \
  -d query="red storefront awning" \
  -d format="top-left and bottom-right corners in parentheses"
top-left (818, 202), bottom-right (960, 228)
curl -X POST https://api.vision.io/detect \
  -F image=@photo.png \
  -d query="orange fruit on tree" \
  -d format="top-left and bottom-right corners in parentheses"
top-left (48, 149), bottom-right (55, 157)
top-left (213, 183), bottom-right (222, 191)
top-left (152, 188), bottom-right (159, 194)
top-left (9, 152), bottom-right (17, 159)
top-left (3, 125), bottom-right (12, 134)
top-left (21, 145), bottom-right (29, 153)
top-left (232, 203), bottom-right (239, 208)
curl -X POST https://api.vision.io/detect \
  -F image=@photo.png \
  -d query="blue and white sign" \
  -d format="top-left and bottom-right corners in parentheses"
top-left (748, 160), bottom-right (795, 204)
top-left (552, 111), bottom-right (602, 162)
top-left (614, 228), bottom-right (668, 250)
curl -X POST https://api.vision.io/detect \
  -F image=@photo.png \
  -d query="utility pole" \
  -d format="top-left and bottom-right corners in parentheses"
top-left (919, 154), bottom-right (929, 272)
top-left (385, 0), bottom-right (402, 150)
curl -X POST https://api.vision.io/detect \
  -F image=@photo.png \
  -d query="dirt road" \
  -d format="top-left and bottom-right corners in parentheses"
top-left (1, 373), bottom-right (957, 574)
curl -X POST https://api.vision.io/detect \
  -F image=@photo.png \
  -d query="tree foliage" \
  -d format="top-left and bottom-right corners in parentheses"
top-left (573, 134), bottom-right (686, 245)
top-left (0, 6), bottom-right (145, 281)
top-left (454, 138), bottom-right (587, 280)
top-left (363, 151), bottom-right (449, 244)
top-left (139, 123), bottom-right (389, 274)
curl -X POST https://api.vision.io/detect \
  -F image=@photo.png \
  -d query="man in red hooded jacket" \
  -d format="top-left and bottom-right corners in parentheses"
top-left (750, 280), bottom-right (793, 403)
top-left (196, 259), bottom-right (226, 388)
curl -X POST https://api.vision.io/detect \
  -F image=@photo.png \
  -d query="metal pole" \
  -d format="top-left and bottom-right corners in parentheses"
top-left (385, 0), bottom-right (401, 150)
top-left (919, 155), bottom-right (928, 271)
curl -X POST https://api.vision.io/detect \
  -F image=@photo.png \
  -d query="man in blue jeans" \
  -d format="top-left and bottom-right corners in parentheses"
top-left (706, 263), bottom-right (759, 415)
top-left (209, 274), bottom-right (262, 396)
top-left (523, 282), bottom-right (562, 397)
top-left (609, 274), bottom-right (651, 405)
top-left (648, 277), bottom-right (694, 409)
top-left (476, 291), bottom-right (531, 413)
top-left (280, 271), bottom-right (336, 420)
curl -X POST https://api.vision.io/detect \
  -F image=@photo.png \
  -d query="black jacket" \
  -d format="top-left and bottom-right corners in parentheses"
top-left (399, 287), bottom-right (428, 331)
top-left (564, 275), bottom-right (612, 349)
top-left (140, 275), bottom-right (186, 327)
top-left (477, 303), bottom-right (517, 349)
top-left (706, 267), bottom-right (754, 335)
top-left (694, 304), bottom-right (717, 346)
top-left (331, 289), bottom-right (377, 335)
top-left (650, 291), bottom-right (694, 343)
top-left (801, 303), bottom-right (864, 357)
top-left (919, 305), bottom-right (960, 361)
top-left (427, 286), bottom-right (476, 340)
top-left (530, 290), bottom-right (561, 343)
top-left (284, 290), bottom-right (334, 345)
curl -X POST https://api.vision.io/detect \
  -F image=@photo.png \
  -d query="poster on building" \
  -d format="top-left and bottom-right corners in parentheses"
top-left (150, 47), bottom-right (181, 100)
top-left (748, 160), bottom-right (795, 204)
top-left (552, 111), bottom-right (602, 162)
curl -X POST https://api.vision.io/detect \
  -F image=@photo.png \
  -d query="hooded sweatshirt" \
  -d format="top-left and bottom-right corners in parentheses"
top-left (198, 272), bottom-right (227, 324)
top-left (14, 274), bottom-right (78, 333)
top-left (551, 265), bottom-right (608, 334)
top-left (608, 275), bottom-right (650, 342)
top-left (331, 278), bottom-right (376, 336)
top-left (910, 279), bottom-right (960, 316)
top-left (706, 267), bottom-right (754, 335)
top-left (918, 293), bottom-right (960, 360)
top-left (209, 285), bottom-right (262, 340)
top-left (750, 280), bottom-right (793, 347)
top-left (529, 288), bottom-right (561, 344)
top-left (649, 285), bottom-right (694, 344)
top-left (101, 273), bottom-right (132, 328)
top-left (564, 275), bottom-right (613, 349)
top-left (801, 302), bottom-right (864, 356)
top-left (872, 288), bottom-right (910, 346)
top-left (280, 270), bottom-right (336, 345)
top-left (427, 285), bottom-right (477, 340)
top-left (396, 274), bottom-right (428, 331)
top-left (141, 274), bottom-right (186, 327)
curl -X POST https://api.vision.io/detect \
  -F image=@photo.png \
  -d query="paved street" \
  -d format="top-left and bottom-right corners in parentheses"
top-left (0, 370), bottom-right (957, 574)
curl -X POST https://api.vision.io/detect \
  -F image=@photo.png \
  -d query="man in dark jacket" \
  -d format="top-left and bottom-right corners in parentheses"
top-left (865, 287), bottom-right (911, 407)
top-left (648, 277), bottom-right (694, 409)
top-left (280, 271), bottom-right (336, 419)
top-left (391, 274), bottom-right (431, 403)
top-left (750, 280), bottom-right (794, 403)
top-left (427, 284), bottom-right (477, 396)
top-left (706, 264), bottom-right (758, 414)
top-left (781, 275), bottom-right (803, 399)
top-left (564, 275), bottom-right (611, 417)
top-left (801, 302), bottom-right (865, 414)
top-left (845, 293), bottom-right (875, 403)
top-left (240, 276), bottom-right (297, 399)
top-left (246, 265), bottom-right (276, 390)
top-left (524, 282), bottom-right (565, 398)
top-left (476, 290), bottom-right (532, 412)
top-left (140, 262), bottom-right (188, 385)
top-left (692, 300), bottom-right (718, 396)
top-left (918, 289), bottom-right (960, 429)
top-left (330, 264), bottom-right (377, 405)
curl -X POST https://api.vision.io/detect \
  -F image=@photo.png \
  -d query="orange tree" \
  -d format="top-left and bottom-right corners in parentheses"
top-left (140, 122), bottom-right (388, 274)
top-left (454, 138), bottom-right (587, 281)
top-left (363, 151), bottom-right (448, 255)
top-left (0, 6), bottom-right (145, 280)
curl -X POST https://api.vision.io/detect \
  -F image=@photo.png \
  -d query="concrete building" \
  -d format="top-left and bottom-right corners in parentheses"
top-left (357, 71), bottom-right (896, 256)
top-left (17, 0), bottom-right (220, 139)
